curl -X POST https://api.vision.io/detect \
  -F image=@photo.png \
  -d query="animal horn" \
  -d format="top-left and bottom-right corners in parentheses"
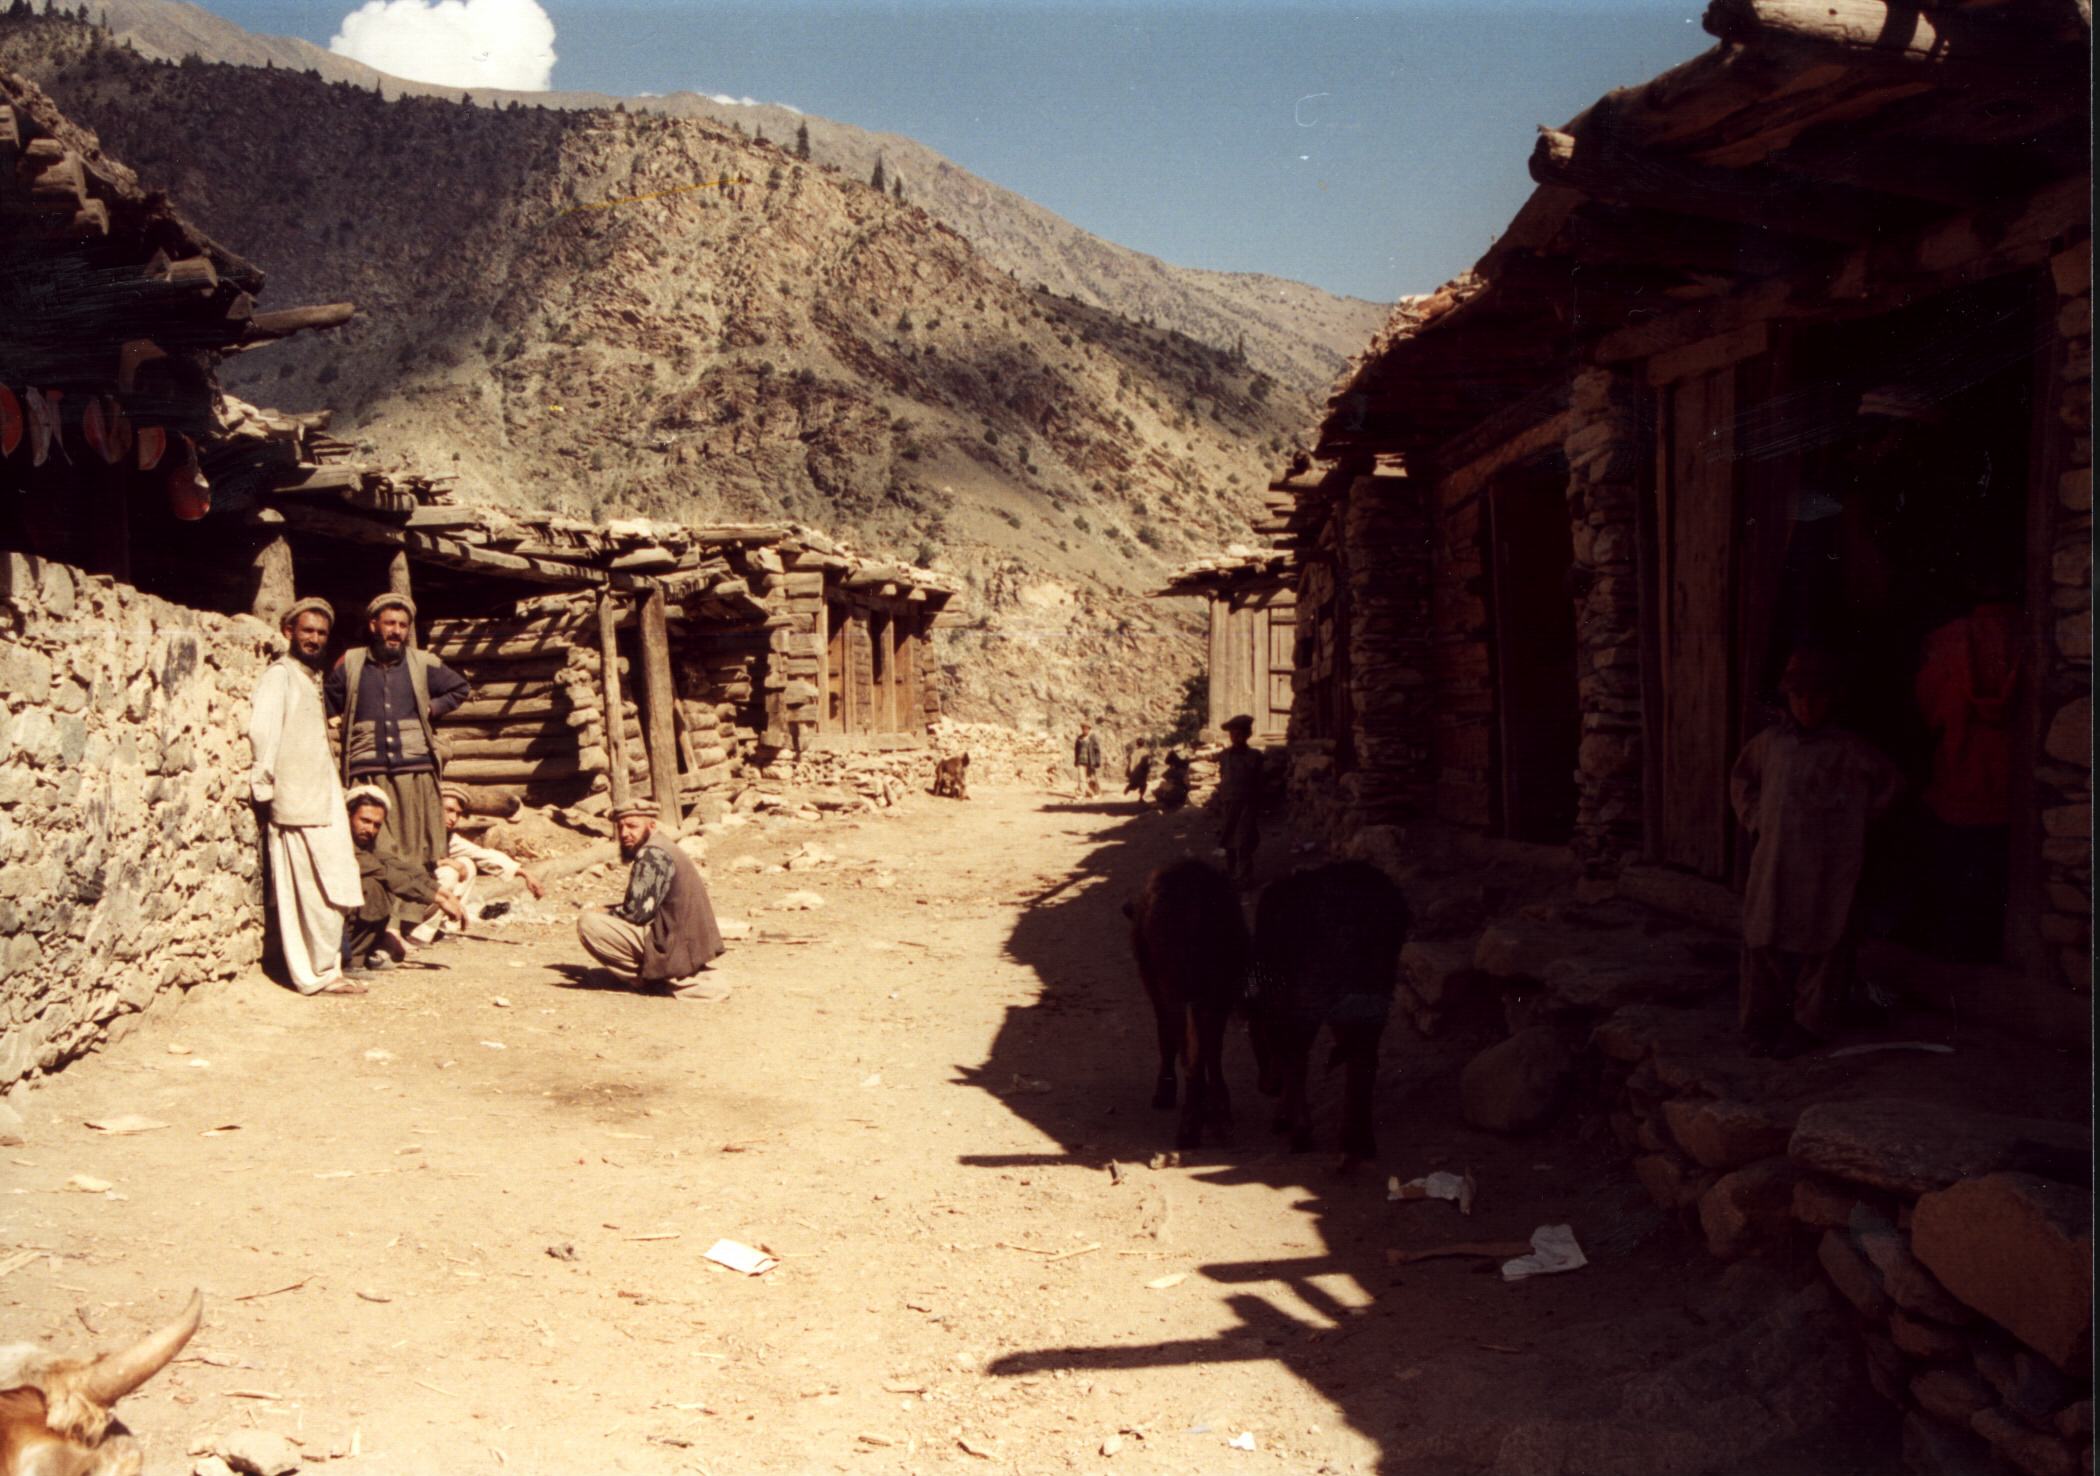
top-left (82, 1291), bottom-right (202, 1405)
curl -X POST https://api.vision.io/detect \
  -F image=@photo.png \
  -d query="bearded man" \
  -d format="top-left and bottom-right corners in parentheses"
top-left (576, 800), bottom-right (727, 1000)
top-left (324, 593), bottom-right (470, 873)
top-left (249, 597), bottom-right (365, 996)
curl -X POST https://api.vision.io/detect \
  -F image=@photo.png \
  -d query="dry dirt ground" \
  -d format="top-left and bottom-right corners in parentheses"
top-left (1, 782), bottom-right (1901, 1476)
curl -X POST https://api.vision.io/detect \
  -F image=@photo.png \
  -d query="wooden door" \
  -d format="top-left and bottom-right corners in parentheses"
top-left (1488, 463), bottom-right (1580, 843)
top-left (1654, 369), bottom-right (1739, 879)
top-left (825, 599), bottom-right (849, 732)
top-left (1265, 603), bottom-right (1296, 738)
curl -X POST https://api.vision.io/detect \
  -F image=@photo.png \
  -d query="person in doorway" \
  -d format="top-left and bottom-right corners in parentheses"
top-left (1914, 583), bottom-right (2022, 962)
top-left (324, 593), bottom-right (470, 875)
top-left (408, 785), bottom-right (545, 944)
top-left (1212, 713), bottom-right (1263, 887)
top-left (1073, 721), bottom-right (1103, 797)
top-left (344, 785), bottom-right (466, 975)
top-left (248, 597), bottom-right (365, 995)
top-left (1730, 650), bottom-right (1904, 1058)
top-left (576, 800), bottom-right (728, 1000)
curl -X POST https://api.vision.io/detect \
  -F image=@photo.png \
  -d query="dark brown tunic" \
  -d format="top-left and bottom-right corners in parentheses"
top-left (616, 831), bottom-right (725, 983)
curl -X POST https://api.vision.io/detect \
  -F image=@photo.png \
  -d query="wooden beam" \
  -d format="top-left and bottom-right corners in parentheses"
top-left (638, 585), bottom-right (684, 823)
top-left (1430, 374), bottom-right (1576, 479)
top-left (251, 535), bottom-right (295, 627)
top-left (597, 591), bottom-right (632, 811)
top-left (238, 302), bottom-right (356, 343)
top-left (1529, 126), bottom-right (1923, 246)
top-left (1702, 0), bottom-right (2088, 86)
top-left (1551, 200), bottom-right (1831, 278)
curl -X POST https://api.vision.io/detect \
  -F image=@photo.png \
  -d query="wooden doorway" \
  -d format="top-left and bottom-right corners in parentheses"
top-left (1487, 459), bottom-right (1580, 844)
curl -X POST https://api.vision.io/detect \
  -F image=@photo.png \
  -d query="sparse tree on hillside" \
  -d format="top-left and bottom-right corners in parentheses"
top-left (794, 121), bottom-right (811, 160)
top-left (892, 175), bottom-right (904, 201)
top-left (870, 158), bottom-right (887, 193)
top-left (754, 124), bottom-right (765, 143)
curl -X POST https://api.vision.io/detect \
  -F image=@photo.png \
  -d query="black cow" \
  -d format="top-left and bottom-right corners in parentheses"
top-left (1125, 858), bottom-right (1251, 1149)
top-left (1248, 861), bottom-right (1409, 1163)
top-left (931, 753), bottom-right (970, 799)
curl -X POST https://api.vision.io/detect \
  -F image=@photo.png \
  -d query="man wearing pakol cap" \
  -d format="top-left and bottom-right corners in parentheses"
top-left (344, 784), bottom-right (467, 974)
top-left (407, 784), bottom-right (545, 944)
top-left (1211, 713), bottom-right (1262, 887)
top-left (324, 592), bottom-right (470, 876)
top-left (249, 597), bottom-right (365, 995)
top-left (1730, 649), bottom-right (1903, 1058)
top-left (1073, 720), bottom-right (1103, 798)
top-left (577, 799), bottom-right (727, 1000)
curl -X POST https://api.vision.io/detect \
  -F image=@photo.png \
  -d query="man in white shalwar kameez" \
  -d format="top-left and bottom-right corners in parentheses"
top-left (250, 598), bottom-right (366, 995)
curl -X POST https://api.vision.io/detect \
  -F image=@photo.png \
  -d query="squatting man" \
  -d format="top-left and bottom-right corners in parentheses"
top-left (577, 799), bottom-right (729, 1000)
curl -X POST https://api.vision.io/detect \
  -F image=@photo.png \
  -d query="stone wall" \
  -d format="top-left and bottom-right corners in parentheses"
top-left (1339, 468), bottom-right (1434, 827)
top-left (2039, 241), bottom-right (2093, 995)
top-left (1561, 368), bottom-right (1648, 872)
top-left (0, 554), bottom-right (272, 1089)
top-left (1428, 468), bottom-right (1492, 829)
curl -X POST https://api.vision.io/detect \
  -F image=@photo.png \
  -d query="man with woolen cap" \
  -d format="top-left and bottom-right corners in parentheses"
top-left (248, 596), bottom-right (364, 995)
top-left (577, 799), bottom-right (728, 1000)
top-left (324, 592), bottom-right (470, 874)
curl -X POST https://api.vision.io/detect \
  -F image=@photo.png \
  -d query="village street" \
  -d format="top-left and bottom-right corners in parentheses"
top-left (1, 781), bottom-right (1891, 1476)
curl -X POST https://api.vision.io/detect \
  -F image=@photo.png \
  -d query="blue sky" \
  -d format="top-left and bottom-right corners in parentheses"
top-left (206, 1), bottom-right (1712, 302)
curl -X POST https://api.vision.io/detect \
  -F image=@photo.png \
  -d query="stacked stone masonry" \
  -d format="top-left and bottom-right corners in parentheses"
top-left (0, 554), bottom-right (271, 1090)
top-left (1598, 1014), bottom-right (2093, 1476)
top-left (1562, 369), bottom-right (1648, 872)
top-left (2042, 240), bottom-right (2093, 995)
top-left (1343, 471), bottom-right (1434, 826)
top-left (1429, 472), bottom-right (1493, 829)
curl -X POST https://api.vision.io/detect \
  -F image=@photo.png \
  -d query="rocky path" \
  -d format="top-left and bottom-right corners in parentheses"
top-left (0, 784), bottom-right (1895, 1475)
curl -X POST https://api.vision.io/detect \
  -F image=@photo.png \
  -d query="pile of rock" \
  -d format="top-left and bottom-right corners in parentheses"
top-left (1595, 1008), bottom-right (2092, 1476)
top-left (928, 718), bottom-right (1069, 789)
top-left (739, 749), bottom-right (931, 810)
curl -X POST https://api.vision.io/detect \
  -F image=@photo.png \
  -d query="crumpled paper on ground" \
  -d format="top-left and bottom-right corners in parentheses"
top-left (1387, 1170), bottom-right (1475, 1215)
top-left (1500, 1224), bottom-right (1587, 1281)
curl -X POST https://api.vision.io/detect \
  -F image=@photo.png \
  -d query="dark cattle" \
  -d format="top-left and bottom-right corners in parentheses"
top-left (931, 753), bottom-right (970, 799)
top-left (1124, 858), bottom-right (1251, 1149)
top-left (1124, 752), bottom-right (1153, 798)
top-left (1249, 861), bottom-right (1410, 1163)
top-left (1153, 752), bottom-right (1191, 810)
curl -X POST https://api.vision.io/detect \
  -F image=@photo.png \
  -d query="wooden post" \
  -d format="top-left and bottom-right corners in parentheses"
top-left (251, 533), bottom-right (296, 627)
top-left (638, 585), bottom-right (683, 822)
top-left (597, 590), bottom-right (632, 811)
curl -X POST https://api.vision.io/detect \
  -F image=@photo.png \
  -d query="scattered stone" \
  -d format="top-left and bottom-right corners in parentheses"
top-left (716, 918), bottom-right (752, 940)
top-left (1912, 1173), bottom-right (2093, 1370)
top-left (1101, 1435), bottom-right (1124, 1456)
top-left (1911, 1367), bottom-right (1997, 1425)
top-left (1901, 1412), bottom-right (1996, 1476)
top-left (1698, 1156), bottom-right (1800, 1259)
top-left (1816, 1229), bottom-right (1889, 1317)
top-left (730, 855), bottom-right (765, 873)
top-left (1459, 1026), bottom-right (1573, 1135)
top-left (1970, 1408), bottom-right (2079, 1476)
top-left (1788, 1100), bottom-right (2091, 1198)
top-left (2054, 1400), bottom-right (2092, 1440)
top-left (1633, 1151), bottom-right (1712, 1211)
top-left (1665, 1098), bottom-right (1796, 1171)
top-left (774, 891), bottom-right (826, 911)
top-left (1791, 1176), bottom-right (1866, 1230)
top-left (1891, 1310), bottom-right (1969, 1363)
top-left (1975, 1343), bottom-right (2074, 1424)
top-left (1856, 1230), bottom-right (1975, 1325)
top-left (216, 1429), bottom-right (302, 1476)
top-left (193, 1458), bottom-right (239, 1476)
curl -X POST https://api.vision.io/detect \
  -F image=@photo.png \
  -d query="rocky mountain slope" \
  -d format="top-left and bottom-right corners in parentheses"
top-left (83, 0), bottom-right (1387, 397)
top-left (3, 11), bottom-right (1319, 737)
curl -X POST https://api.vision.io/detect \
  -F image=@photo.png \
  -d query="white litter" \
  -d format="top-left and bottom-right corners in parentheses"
top-left (1387, 1170), bottom-right (1475, 1215)
top-left (1501, 1224), bottom-right (1587, 1281)
top-left (1229, 1432), bottom-right (1256, 1451)
top-left (704, 1239), bottom-right (778, 1276)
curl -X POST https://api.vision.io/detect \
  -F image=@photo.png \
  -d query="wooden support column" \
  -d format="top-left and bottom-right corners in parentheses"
top-left (386, 549), bottom-right (413, 617)
top-left (597, 590), bottom-right (632, 811)
top-left (251, 533), bottom-right (295, 627)
top-left (638, 585), bottom-right (683, 822)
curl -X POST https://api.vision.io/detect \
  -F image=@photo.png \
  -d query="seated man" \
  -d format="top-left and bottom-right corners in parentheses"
top-left (577, 799), bottom-right (727, 1000)
top-left (345, 785), bottom-right (466, 975)
top-left (408, 785), bottom-right (545, 943)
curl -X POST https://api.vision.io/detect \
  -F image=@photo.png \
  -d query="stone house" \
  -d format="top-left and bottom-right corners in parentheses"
top-left (1278, 0), bottom-right (2090, 1021)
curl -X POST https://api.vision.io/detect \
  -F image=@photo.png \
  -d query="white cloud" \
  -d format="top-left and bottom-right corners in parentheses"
top-left (330, 0), bottom-right (557, 92)
top-left (706, 93), bottom-right (761, 108)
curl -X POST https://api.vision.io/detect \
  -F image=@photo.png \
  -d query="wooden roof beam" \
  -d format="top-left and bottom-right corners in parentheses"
top-left (1549, 201), bottom-right (1832, 279)
top-left (1703, 0), bottom-right (2090, 87)
top-left (1530, 126), bottom-right (1931, 246)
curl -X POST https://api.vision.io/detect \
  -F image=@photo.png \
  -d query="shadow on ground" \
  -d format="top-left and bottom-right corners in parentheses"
top-left (957, 799), bottom-right (1903, 1475)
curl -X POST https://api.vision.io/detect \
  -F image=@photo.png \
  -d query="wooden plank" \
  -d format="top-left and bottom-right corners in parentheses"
top-left (441, 697), bottom-right (565, 723)
top-left (270, 464), bottom-right (366, 496)
top-left (597, 591), bottom-right (632, 810)
top-left (240, 302), bottom-right (356, 342)
top-left (1645, 321), bottom-right (1771, 387)
top-left (1656, 368), bottom-right (1738, 880)
top-left (638, 586), bottom-right (684, 824)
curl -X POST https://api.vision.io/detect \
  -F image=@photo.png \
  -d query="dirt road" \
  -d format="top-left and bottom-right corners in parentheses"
top-left (1, 782), bottom-right (1893, 1475)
